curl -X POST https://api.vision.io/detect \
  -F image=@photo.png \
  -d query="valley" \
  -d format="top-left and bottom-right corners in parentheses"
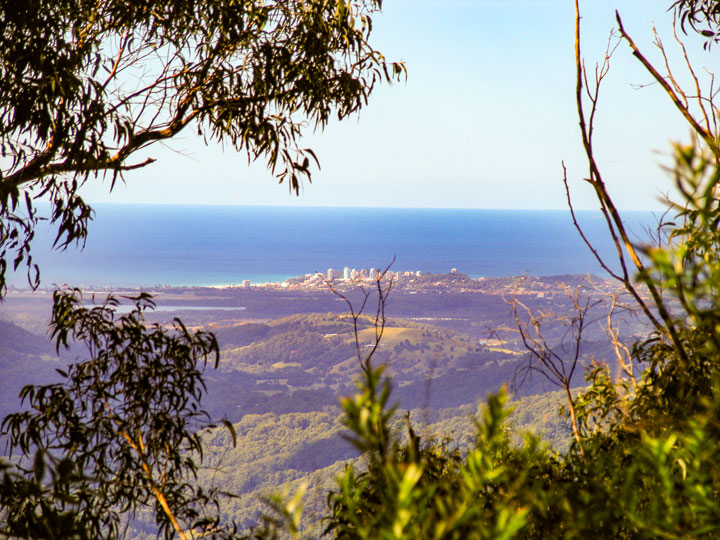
top-left (0, 272), bottom-right (648, 534)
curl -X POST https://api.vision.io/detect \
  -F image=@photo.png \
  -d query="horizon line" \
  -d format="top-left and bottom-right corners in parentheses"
top-left (56, 201), bottom-right (662, 213)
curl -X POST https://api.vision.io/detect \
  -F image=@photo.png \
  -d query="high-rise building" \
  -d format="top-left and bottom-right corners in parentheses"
top-left (242, 279), bottom-right (251, 288)
top-left (351, 268), bottom-right (359, 280)
top-left (369, 267), bottom-right (377, 280)
top-left (343, 266), bottom-right (351, 280)
top-left (327, 268), bottom-right (335, 280)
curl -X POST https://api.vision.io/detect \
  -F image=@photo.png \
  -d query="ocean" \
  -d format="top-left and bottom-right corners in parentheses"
top-left (9, 205), bottom-right (658, 288)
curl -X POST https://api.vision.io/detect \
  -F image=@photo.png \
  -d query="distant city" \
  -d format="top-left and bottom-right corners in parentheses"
top-left (238, 267), bottom-right (461, 289)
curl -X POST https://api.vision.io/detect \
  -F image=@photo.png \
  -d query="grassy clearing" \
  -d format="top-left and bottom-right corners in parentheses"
top-left (271, 361), bottom-right (301, 370)
top-left (487, 347), bottom-right (523, 356)
top-left (353, 326), bottom-right (424, 345)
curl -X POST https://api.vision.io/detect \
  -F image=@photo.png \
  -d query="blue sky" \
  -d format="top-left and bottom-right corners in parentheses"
top-left (80, 0), bottom-right (719, 210)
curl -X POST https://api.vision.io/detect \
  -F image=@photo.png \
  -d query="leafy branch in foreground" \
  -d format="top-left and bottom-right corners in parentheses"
top-left (0, 0), bottom-right (405, 296)
top-left (0, 289), bottom-right (242, 540)
top-left (671, 0), bottom-right (720, 46)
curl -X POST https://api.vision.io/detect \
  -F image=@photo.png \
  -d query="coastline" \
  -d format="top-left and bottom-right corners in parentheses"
top-left (5, 207), bottom-right (655, 290)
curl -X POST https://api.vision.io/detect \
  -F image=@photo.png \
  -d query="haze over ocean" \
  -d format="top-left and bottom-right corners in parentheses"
top-left (11, 205), bottom-right (657, 288)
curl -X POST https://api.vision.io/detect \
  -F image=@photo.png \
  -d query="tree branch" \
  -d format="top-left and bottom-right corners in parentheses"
top-left (616, 11), bottom-right (720, 160)
top-left (573, 0), bottom-right (690, 365)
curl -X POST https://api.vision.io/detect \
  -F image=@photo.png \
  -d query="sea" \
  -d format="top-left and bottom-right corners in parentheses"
top-left (8, 205), bottom-right (659, 288)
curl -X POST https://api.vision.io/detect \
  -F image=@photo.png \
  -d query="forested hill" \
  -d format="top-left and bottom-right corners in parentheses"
top-left (201, 310), bottom-right (605, 422)
top-left (0, 276), bottom-right (641, 537)
top-left (0, 276), bottom-right (637, 423)
top-left (0, 320), bottom-right (61, 419)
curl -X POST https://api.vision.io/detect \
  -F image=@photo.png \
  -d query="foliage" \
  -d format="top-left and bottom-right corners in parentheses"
top-left (0, 289), bottom-right (238, 539)
top-left (0, 0), bottom-right (404, 295)
top-left (311, 3), bottom-right (720, 539)
top-left (0, 2), bottom-right (401, 537)
top-left (325, 373), bottom-right (543, 540)
top-left (672, 0), bottom-right (720, 44)
top-left (5, 1), bottom-right (720, 538)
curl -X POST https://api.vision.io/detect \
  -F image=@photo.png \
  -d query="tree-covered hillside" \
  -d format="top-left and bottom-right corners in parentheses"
top-left (0, 292), bottom-right (575, 538)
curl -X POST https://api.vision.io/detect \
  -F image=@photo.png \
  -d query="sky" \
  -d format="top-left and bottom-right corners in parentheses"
top-left (79, 0), bottom-right (720, 211)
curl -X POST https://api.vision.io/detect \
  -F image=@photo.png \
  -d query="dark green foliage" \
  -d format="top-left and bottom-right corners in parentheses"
top-left (0, 0), bottom-right (404, 295)
top-left (672, 0), bottom-right (720, 44)
top-left (4, 1), bottom-right (720, 538)
top-left (0, 289), bottom-right (240, 539)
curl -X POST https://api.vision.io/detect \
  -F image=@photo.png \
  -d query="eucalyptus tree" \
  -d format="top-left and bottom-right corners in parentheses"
top-left (0, 0), bottom-right (404, 294)
top-left (1, 291), bottom-right (227, 539)
top-left (0, 2), bottom-right (401, 537)
top-left (672, 0), bottom-right (720, 44)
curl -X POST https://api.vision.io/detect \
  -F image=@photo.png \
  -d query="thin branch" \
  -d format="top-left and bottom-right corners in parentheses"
top-left (101, 29), bottom-right (132, 91)
top-left (563, 163), bottom-right (623, 283)
top-left (616, 11), bottom-right (720, 160)
top-left (323, 257), bottom-right (395, 376)
top-left (653, 25), bottom-right (688, 105)
top-left (572, 1), bottom-right (690, 365)
top-left (508, 279), bottom-right (588, 457)
top-left (103, 400), bottom-right (188, 540)
top-left (606, 290), bottom-right (637, 387)
top-left (562, 163), bottom-right (666, 335)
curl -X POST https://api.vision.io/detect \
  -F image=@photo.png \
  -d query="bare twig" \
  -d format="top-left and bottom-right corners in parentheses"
top-left (616, 11), bottom-right (720, 160)
top-left (508, 279), bottom-right (600, 457)
top-left (605, 290), bottom-right (638, 387)
top-left (572, 0), bottom-right (691, 365)
top-left (323, 257), bottom-right (395, 375)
